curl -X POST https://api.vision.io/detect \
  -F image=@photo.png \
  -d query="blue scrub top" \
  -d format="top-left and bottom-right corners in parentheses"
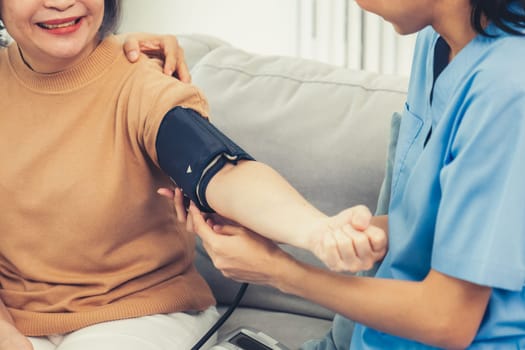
top-left (351, 21), bottom-right (525, 350)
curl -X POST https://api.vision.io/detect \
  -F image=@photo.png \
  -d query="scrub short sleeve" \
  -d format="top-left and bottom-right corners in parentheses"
top-left (432, 83), bottom-right (525, 291)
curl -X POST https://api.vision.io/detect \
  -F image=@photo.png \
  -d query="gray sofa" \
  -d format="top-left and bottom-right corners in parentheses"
top-left (179, 34), bottom-right (408, 349)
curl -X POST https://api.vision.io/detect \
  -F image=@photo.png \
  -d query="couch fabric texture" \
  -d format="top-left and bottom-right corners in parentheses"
top-left (178, 34), bottom-right (409, 349)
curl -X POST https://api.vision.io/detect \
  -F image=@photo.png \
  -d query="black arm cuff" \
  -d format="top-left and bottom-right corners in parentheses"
top-left (156, 107), bottom-right (254, 212)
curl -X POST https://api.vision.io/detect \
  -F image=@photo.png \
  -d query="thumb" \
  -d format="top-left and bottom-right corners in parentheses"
top-left (350, 205), bottom-right (372, 231)
top-left (188, 202), bottom-right (215, 241)
top-left (336, 205), bottom-right (372, 231)
top-left (157, 187), bottom-right (175, 199)
top-left (123, 36), bottom-right (140, 62)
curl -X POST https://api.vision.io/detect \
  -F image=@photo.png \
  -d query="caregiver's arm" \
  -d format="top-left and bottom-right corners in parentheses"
top-left (192, 207), bottom-right (490, 349)
top-left (285, 262), bottom-right (489, 349)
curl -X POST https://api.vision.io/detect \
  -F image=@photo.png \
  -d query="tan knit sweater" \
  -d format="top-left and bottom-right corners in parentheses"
top-left (0, 36), bottom-right (215, 336)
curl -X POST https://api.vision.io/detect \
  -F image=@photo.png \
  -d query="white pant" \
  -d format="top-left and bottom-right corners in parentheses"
top-left (28, 307), bottom-right (219, 350)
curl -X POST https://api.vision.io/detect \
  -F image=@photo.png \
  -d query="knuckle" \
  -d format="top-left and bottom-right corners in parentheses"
top-left (369, 229), bottom-right (387, 243)
top-left (352, 257), bottom-right (374, 272)
top-left (355, 204), bottom-right (370, 214)
top-left (374, 249), bottom-right (387, 260)
top-left (325, 258), bottom-right (338, 271)
top-left (322, 242), bottom-right (337, 255)
top-left (362, 259), bottom-right (374, 271)
top-left (353, 236), bottom-right (368, 249)
top-left (330, 262), bottom-right (344, 272)
top-left (347, 264), bottom-right (360, 273)
top-left (214, 257), bottom-right (227, 270)
top-left (326, 259), bottom-right (336, 270)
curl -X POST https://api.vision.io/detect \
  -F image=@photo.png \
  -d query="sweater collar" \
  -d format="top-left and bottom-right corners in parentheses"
top-left (7, 35), bottom-right (121, 93)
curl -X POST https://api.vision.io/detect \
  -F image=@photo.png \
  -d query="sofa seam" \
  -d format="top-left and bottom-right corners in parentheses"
top-left (193, 63), bottom-right (407, 95)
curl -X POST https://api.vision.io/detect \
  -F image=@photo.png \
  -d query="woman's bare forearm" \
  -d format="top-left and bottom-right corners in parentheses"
top-left (206, 161), bottom-right (326, 250)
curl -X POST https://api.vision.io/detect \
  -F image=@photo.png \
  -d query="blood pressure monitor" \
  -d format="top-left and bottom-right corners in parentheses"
top-left (210, 327), bottom-right (289, 350)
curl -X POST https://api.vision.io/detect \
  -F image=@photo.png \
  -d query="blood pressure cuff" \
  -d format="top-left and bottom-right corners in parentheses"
top-left (156, 106), bottom-right (254, 212)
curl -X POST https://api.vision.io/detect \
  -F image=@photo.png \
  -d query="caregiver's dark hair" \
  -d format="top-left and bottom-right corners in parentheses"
top-left (471, 0), bottom-right (525, 35)
top-left (0, 0), bottom-right (121, 47)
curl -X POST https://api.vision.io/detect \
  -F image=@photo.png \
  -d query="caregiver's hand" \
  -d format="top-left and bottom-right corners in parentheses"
top-left (157, 187), bottom-right (239, 238)
top-left (188, 202), bottom-right (293, 285)
top-left (121, 33), bottom-right (191, 82)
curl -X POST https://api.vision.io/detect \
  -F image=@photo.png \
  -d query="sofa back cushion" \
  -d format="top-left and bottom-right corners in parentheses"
top-left (190, 45), bottom-right (408, 318)
top-left (177, 34), bottom-right (230, 70)
top-left (192, 47), bottom-right (407, 214)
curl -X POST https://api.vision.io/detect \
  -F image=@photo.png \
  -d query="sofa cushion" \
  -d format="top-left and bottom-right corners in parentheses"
top-left (177, 34), bottom-right (230, 70)
top-left (192, 47), bottom-right (408, 215)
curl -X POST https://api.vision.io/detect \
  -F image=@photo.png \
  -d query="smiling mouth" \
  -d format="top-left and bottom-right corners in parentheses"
top-left (37, 18), bottom-right (82, 30)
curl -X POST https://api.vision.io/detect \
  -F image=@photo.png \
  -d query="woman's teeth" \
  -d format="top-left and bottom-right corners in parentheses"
top-left (38, 19), bottom-right (78, 29)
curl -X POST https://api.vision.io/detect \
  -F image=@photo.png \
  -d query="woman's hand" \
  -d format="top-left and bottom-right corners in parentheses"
top-left (0, 320), bottom-right (33, 350)
top-left (157, 187), bottom-right (189, 224)
top-left (307, 205), bottom-right (388, 272)
top-left (121, 33), bottom-right (191, 82)
top-left (157, 187), bottom-right (237, 232)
